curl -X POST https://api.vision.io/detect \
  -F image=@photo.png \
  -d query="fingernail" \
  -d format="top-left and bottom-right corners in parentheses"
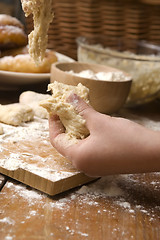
top-left (67, 93), bottom-right (79, 105)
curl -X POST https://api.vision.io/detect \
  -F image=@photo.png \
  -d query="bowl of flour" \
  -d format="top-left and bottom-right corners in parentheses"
top-left (77, 36), bottom-right (160, 106)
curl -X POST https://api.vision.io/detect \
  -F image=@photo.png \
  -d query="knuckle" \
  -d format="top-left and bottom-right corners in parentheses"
top-left (76, 104), bottom-right (94, 118)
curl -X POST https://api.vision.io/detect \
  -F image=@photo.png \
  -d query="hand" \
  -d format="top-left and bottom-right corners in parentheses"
top-left (49, 94), bottom-right (160, 177)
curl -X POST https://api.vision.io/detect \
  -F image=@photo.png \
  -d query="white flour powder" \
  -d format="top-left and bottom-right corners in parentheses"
top-left (0, 217), bottom-right (15, 225)
top-left (5, 182), bottom-right (44, 204)
top-left (66, 69), bottom-right (130, 82)
top-left (76, 176), bottom-right (124, 197)
top-left (0, 117), bottom-right (48, 143)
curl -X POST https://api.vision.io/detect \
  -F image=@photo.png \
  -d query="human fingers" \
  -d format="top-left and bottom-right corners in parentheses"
top-left (67, 93), bottom-right (98, 130)
top-left (49, 113), bottom-right (65, 147)
top-left (52, 133), bottom-right (83, 158)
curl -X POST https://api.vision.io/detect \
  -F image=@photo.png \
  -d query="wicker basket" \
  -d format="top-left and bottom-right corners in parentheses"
top-left (25, 0), bottom-right (160, 60)
top-left (0, 2), bottom-right (14, 15)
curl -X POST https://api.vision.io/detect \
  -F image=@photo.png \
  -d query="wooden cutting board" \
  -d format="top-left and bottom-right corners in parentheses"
top-left (0, 119), bottom-right (95, 196)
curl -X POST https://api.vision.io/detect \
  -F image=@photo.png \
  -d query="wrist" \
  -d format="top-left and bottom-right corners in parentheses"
top-left (135, 128), bottom-right (160, 174)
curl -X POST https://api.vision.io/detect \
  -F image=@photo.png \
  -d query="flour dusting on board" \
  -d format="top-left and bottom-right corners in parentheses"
top-left (0, 117), bottom-right (79, 182)
top-left (0, 117), bottom-right (49, 143)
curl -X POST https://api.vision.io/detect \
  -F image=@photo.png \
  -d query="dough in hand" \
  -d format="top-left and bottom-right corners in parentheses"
top-left (40, 81), bottom-right (90, 141)
top-left (0, 124), bottom-right (4, 134)
top-left (0, 103), bottom-right (34, 126)
top-left (19, 91), bottom-right (51, 119)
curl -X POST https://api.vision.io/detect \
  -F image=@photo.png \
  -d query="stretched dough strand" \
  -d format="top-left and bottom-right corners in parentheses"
top-left (21, 0), bottom-right (54, 63)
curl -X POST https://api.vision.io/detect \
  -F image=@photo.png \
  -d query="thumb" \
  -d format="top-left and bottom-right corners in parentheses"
top-left (67, 93), bottom-right (96, 122)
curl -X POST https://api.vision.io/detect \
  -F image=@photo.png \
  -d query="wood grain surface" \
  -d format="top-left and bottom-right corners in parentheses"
top-left (0, 173), bottom-right (159, 240)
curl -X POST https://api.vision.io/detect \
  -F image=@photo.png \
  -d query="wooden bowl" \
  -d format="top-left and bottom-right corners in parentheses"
top-left (50, 62), bottom-right (132, 114)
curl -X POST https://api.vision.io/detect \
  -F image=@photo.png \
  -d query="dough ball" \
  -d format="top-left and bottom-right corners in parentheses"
top-left (0, 103), bottom-right (34, 126)
top-left (19, 91), bottom-right (51, 119)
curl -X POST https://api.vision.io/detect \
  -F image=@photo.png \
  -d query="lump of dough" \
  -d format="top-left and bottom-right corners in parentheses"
top-left (0, 124), bottom-right (4, 134)
top-left (19, 91), bottom-right (51, 119)
top-left (40, 81), bottom-right (90, 141)
top-left (0, 103), bottom-right (34, 126)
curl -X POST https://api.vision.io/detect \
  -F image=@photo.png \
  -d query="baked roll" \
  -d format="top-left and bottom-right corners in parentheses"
top-left (0, 14), bottom-right (27, 50)
top-left (0, 49), bottom-right (57, 73)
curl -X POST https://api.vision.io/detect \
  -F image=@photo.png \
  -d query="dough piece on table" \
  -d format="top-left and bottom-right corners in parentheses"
top-left (0, 124), bottom-right (4, 134)
top-left (19, 91), bottom-right (51, 119)
top-left (40, 81), bottom-right (90, 142)
top-left (21, 0), bottom-right (54, 64)
top-left (0, 103), bottom-right (34, 126)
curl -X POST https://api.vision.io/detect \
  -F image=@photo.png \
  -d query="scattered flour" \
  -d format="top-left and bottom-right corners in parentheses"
top-left (0, 217), bottom-right (15, 225)
top-left (76, 176), bottom-right (124, 197)
top-left (2, 171), bottom-right (159, 236)
top-left (5, 182), bottom-right (44, 205)
top-left (116, 201), bottom-right (131, 209)
top-left (5, 236), bottom-right (13, 240)
top-left (29, 210), bottom-right (37, 216)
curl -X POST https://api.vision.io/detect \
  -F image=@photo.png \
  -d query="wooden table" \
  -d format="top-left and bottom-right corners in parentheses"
top-left (0, 88), bottom-right (160, 240)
